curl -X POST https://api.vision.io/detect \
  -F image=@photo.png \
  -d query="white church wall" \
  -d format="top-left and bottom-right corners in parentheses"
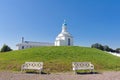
top-left (55, 40), bottom-right (59, 46)
top-left (16, 40), bottom-right (54, 50)
top-left (54, 21), bottom-right (73, 46)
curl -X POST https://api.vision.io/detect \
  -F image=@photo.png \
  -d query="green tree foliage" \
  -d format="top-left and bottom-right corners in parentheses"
top-left (103, 45), bottom-right (110, 51)
top-left (91, 43), bottom-right (119, 53)
top-left (116, 48), bottom-right (120, 53)
top-left (91, 43), bottom-right (104, 50)
top-left (0, 44), bottom-right (12, 52)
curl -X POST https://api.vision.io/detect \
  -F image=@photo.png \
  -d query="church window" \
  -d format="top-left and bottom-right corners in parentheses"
top-left (68, 38), bottom-right (70, 46)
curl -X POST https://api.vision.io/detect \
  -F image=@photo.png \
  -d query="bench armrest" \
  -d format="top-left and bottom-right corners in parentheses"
top-left (21, 64), bottom-right (26, 70)
top-left (72, 63), bottom-right (76, 70)
top-left (90, 64), bottom-right (94, 69)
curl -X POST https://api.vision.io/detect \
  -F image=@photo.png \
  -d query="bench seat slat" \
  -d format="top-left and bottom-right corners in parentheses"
top-left (21, 62), bottom-right (43, 74)
top-left (72, 62), bottom-right (94, 74)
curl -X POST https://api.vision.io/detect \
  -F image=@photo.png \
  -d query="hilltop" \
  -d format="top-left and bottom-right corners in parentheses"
top-left (0, 46), bottom-right (120, 72)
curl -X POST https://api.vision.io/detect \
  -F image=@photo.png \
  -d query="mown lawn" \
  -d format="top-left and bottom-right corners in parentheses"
top-left (0, 46), bottom-right (120, 72)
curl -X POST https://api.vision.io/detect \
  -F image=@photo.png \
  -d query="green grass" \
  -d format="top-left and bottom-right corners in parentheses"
top-left (0, 46), bottom-right (120, 72)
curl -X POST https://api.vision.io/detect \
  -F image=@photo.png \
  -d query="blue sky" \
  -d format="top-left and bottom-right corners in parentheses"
top-left (0, 0), bottom-right (120, 50)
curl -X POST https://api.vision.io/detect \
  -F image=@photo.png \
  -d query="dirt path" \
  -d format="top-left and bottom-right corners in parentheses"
top-left (0, 71), bottom-right (120, 80)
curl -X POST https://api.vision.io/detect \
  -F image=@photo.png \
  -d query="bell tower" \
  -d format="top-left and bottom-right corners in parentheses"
top-left (55, 20), bottom-right (73, 46)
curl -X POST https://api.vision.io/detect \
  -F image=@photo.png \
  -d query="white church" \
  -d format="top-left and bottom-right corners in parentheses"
top-left (55, 20), bottom-right (73, 46)
top-left (16, 20), bottom-right (73, 50)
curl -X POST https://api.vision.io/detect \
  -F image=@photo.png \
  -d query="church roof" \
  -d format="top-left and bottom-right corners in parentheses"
top-left (56, 20), bottom-right (73, 38)
top-left (57, 32), bottom-right (72, 37)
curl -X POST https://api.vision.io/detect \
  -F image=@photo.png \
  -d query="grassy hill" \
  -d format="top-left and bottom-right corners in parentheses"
top-left (0, 46), bottom-right (120, 72)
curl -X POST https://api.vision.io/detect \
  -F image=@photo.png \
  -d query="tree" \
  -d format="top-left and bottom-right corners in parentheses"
top-left (116, 48), bottom-right (120, 53)
top-left (103, 45), bottom-right (110, 51)
top-left (0, 44), bottom-right (12, 52)
top-left (91, 43), bottom-right (104, 50)
top-left (109, 47), bottom-right (114, 52)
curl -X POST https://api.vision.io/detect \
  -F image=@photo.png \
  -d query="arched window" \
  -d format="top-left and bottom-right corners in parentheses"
top-left (68, 38), bottom-right (70, 46)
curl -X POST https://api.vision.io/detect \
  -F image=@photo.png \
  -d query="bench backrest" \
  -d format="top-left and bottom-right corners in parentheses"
top-left (72, 62), bottom-right (93, 70)
top-left (24, 62), bottom-right (43, 69)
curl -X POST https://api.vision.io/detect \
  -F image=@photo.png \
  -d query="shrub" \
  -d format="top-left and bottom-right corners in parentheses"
top-left (0, 44), bottom-right (12, 52)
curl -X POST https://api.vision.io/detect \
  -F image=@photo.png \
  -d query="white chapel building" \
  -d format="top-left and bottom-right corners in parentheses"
top-left (55, 21), bottom-right (73, 46)
top-left (16, 20), bottom-right (73, 50)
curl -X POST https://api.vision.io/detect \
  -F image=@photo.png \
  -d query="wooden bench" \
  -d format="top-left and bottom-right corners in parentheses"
top-left (21, 62), bottom-right (43, 74)
top-left (72, 62), bottom-right (94, 74)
